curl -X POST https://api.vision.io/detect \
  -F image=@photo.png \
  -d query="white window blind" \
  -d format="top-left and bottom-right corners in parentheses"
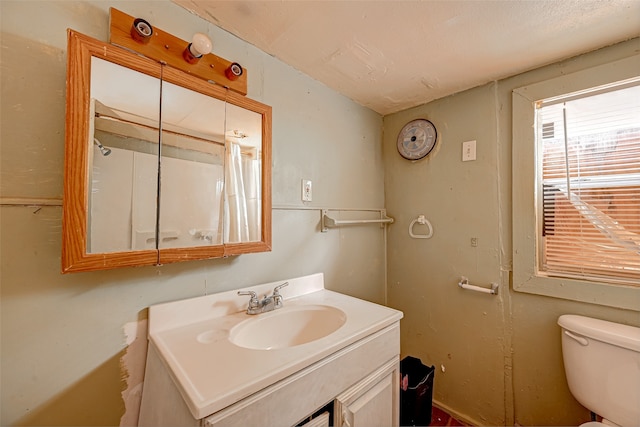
top-left (536, 80), bottom-right (640, 284)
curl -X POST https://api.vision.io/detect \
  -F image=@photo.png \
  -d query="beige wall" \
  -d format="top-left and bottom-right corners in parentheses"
top-left (0, 1), bottom-right (385, 425)
top-left (384, 38), bottom-right (640, 426)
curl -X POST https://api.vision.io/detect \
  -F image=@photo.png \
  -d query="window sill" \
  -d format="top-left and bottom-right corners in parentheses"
top-left (513, 270), bottom-right (640, 311)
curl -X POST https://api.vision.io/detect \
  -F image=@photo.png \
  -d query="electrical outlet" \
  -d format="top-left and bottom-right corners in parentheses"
top-left (302, 179), bottom-right (312, 202)
top-left (462, 140), bottom-right (476, 161)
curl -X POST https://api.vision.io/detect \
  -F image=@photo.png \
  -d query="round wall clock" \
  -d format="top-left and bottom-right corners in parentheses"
top-left (396, 119), bottom-right (437, 160)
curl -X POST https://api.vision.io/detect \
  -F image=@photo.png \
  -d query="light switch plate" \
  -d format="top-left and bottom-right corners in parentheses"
top-left (462, 140), bottom-right (476, 161)
top-left (302, 179), bottom-right (312, 202)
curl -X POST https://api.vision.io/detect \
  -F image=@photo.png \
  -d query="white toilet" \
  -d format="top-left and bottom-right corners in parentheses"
top-left (558, 314), bottom-right (640, 427)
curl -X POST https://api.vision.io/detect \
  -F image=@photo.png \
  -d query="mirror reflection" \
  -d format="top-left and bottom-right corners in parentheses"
top-left (159, 80), bottom-right (226, 248)
top-left (224, 103), bottom-right (263, 243)
top-left (89, 57), bottom-right (160, 254)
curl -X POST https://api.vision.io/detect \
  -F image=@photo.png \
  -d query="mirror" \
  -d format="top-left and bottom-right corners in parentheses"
top-left (224, 102), bottom-right (264, 243)
top-left (62, 30), bottom-right (272, 272)
top-left (89, 56), bottom-right (161, 254)
top-left (157, 79), bottom-right (226, 250)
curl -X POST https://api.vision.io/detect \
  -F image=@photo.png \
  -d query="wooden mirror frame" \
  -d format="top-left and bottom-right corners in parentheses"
top-left (62, 30), bottom-right (271, 273)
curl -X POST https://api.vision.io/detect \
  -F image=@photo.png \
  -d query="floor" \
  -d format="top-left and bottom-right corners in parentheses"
top-left (430, 406), bottom-right (468, 426)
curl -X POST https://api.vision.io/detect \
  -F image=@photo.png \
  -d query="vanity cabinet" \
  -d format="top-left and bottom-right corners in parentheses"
top-left (201, 325), bottom-right (399, 427)
top-left (139, 324), bottom-right (400, 427)
top-left (137, 274), bottom-right (403, 427)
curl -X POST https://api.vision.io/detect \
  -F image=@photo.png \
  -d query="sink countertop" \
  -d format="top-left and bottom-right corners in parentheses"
top-left (146, 273), bottom-right (403, 419)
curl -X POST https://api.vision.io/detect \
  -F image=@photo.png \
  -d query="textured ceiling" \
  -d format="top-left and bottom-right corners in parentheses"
top-left (174, 0), bottom-right (640, 115)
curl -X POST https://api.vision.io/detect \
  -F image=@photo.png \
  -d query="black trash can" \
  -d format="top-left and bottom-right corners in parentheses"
top-left (400, 356), bottom-right (435, 426)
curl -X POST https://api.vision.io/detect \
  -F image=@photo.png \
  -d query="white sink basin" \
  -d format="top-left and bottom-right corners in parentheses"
top-left (229, 304), bottom-right (347, 350)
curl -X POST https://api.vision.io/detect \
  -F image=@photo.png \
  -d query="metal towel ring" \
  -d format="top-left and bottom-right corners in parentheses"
top-left (409, 215), bottom-right (433, 239)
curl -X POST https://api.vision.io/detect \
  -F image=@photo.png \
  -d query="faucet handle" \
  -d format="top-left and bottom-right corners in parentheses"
top-left (272, 282), bottom-right (288, 309)
top-left (238, 290), bottom-right (257, 298)
top-left (237, 290), bottom-right (259, 307)
top-left (273, 282), bottom-right (289, 295)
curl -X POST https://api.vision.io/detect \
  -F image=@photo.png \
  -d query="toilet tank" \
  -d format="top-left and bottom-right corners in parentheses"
top-left (558, 315), bottom-right (640, 427)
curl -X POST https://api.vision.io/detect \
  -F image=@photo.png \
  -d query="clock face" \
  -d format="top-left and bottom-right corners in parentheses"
top-left (397, 119), bottom-right (437, 160)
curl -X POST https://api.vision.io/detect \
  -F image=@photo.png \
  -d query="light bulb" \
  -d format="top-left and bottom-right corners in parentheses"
top-left (189, 33), bottom-right (212, 57)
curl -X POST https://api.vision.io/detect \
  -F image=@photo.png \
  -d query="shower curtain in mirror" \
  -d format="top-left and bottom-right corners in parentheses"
top-left (225, 142), bottom-right (261, 243)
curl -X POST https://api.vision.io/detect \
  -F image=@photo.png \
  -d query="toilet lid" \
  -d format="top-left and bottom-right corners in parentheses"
top-left (580, 422), bottom-right (606, 427)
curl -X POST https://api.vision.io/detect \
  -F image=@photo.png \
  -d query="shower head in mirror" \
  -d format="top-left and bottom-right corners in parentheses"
top-left (93, 138), bottom-right (112, 156)
top-left (227, 129), bottom-right (247, 139)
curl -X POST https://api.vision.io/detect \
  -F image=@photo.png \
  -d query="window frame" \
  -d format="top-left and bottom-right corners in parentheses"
top-left (512, 55), bottom-right (640, 311)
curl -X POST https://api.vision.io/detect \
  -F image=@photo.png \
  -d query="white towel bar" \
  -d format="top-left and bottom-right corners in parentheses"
top-left (458, 277), bottom-right (499, 295)
top-left (321, 210), bottom-right (394, 232)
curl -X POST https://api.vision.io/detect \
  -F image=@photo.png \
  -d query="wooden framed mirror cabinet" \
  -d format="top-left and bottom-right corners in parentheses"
top-left (62, 30), bottom-right (272, 273)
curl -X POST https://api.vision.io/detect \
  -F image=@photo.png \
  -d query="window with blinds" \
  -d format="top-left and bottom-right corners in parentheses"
top-left (536, 79), bottom-right (640, 284)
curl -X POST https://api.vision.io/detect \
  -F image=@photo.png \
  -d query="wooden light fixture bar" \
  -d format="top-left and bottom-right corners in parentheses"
top-left (108, 8), bottom-right (247, 95)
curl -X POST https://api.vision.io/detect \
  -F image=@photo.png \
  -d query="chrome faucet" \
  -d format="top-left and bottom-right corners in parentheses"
top-left (238, 282), bottom-right (289, 315)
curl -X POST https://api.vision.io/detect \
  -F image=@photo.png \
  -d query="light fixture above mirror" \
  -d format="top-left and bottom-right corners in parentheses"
top-left (109, 8), bottom-right (247, 95)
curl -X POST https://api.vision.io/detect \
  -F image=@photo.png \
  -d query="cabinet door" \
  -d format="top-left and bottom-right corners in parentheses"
top-left (334, 358), bottom-right (399, 427)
